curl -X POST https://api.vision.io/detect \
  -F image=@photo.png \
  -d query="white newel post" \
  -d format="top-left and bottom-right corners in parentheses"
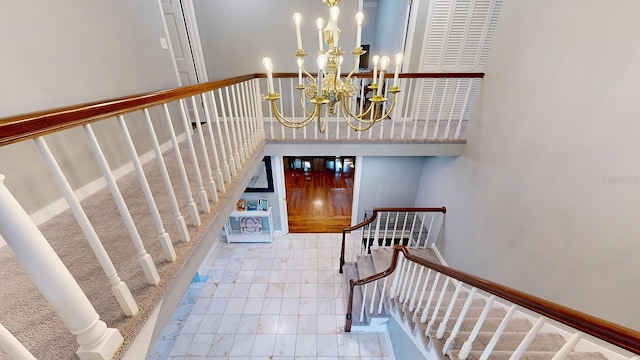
top-left (0, 175), bottom-right (123, 360)
top-left (0, 322), bottom-right (37, 360)
top-left (118, 115), bottom-right (176, 262)
top-left (34, 137), bottom-right (139, 317)
top-left (84, 124), bottom-right (160, 286)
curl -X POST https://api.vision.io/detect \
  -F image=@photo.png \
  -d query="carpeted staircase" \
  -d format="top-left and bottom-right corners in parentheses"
top-left (343, 247), bottom-right (609, 360)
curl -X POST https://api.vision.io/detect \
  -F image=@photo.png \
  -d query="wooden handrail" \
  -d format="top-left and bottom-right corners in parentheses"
top-left (345, 245), bottom-right (640, 355)
top-left (0, 71), bottom-right (483, 147)
top-left (0, 74), bottom-right (255, 147)
top-left (339, 207), bottom-right (446, 273)
top-left (259, 72), bottom-right (485, 79)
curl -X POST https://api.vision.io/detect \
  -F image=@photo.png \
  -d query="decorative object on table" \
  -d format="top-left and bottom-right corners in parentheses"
top-left (246, 200), bottom-right (258, 211)
top-left (257, 198), bottom-right (269, 212)
top-left (236, 199), bottom-right (246, 211)
top-left (240, 217), bottom-right (263, 233)
top-left (261, 0), bottom-right (403, 133)
top-left (245, 156), bottom-right (275, 193)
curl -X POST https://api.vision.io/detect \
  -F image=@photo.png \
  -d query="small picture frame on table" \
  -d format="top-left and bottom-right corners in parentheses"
top-left (257, 198), bottom-right (269, 211)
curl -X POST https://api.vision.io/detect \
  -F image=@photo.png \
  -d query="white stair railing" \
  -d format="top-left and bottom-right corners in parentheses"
top-left (346, 244), bottom-right (640, 359)
top-left (0, 76), bottom-right (267, 358)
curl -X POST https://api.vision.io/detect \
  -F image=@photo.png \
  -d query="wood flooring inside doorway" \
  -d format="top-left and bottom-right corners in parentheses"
top-left (285, 166), bottom-right (354, 233)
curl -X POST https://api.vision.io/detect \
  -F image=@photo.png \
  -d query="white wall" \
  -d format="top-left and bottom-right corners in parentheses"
top-left (0, 1), bottom-right (180, 215)
top-left (193, 0), bottom-right (359, 80)
top-left (415, 0), bottom-right (640, 330)
top-left (356, 156), bottom-right (424, 222)
top-left (373, 0), bottom-right (407, 56)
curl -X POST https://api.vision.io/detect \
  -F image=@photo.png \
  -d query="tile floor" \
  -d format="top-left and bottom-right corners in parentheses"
top-left (148, 233), bottom-right (391, 360)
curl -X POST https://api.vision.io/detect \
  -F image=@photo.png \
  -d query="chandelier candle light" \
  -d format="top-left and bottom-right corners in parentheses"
top-left (262, 0), bottom-right (403, 133)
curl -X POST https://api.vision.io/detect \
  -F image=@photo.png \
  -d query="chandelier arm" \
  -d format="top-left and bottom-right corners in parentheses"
top-left (298, 88), bottom-right (316, 117)
top-left (340, 104), bottom-right (378, 131)
top-left (270, 99), bottom-right (318, 129)
top-left (340, 93), bottom-right (375, 122)
top-left (344, 54), bottom-right (362, 83)
top-left (374, 93), bottom-right (400, 121)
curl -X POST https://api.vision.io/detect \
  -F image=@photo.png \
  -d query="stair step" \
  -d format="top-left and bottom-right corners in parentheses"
top-left (443, 331), bottom-right (567, 353)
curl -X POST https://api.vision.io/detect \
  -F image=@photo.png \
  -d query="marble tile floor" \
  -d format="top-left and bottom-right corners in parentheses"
top-left (147, 233), bottom-right (391, 360)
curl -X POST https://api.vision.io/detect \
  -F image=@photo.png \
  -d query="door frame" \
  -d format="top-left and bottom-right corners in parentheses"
top-left (157, 0), bottom-right (208, 85)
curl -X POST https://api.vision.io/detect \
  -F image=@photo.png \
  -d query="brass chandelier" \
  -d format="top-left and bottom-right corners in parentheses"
top-left (262, 0), bottom-right (403, 133)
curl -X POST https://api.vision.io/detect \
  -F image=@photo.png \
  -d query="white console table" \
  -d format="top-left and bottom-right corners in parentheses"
top-left (224, 207), bottom-right (274, 243)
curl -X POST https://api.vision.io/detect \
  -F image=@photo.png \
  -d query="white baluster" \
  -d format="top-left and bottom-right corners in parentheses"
top-left (460, 295), bottom-right (495, 360)
top-left (391, 212), bottom-right (399, 242)
top-left (479, 304), bottom-right (517, 360)
top-left (83, 124), bottom-right (160, 285)
top-left (412, 269), bottom-right (432, 318)
top-left (247, 81), bottom-right (260, 147)
top-left (277, 79), bottom-right (285, 139)
top-left (401, 78), bottom-right (414, 139)
top-left (455, 79), bottom-right (474, 139)
top-left (163, 103), bottom-right (201, 227)
top-left (408, 265), bottom-right (425, 310)
top-left (240, 81), bottom-right (256, 153)
top-left (209, 91), bottom-right (232, 182)
top-left (230, 84), bottom-right (248, 163)
top-left (143, 109), bottom-right (189, 242)
top-left (432, 79), bottom-right (449, 139)
top-left (0, 322), bottom-right (37, 359)
top-left (201, 92), bottom-right (226, 191)
top-left (117, 115), bottom-right (175, 262)
top-left (360, 283), bottom-right (368, 322)
top-left (400, 212), bottom-right (409, 246)
top-left (216, 89), bottom-right (238, 176)
top-left (426, 277), bottom-right (451, 335)
top-left (436, 280), bottom-right (463, 339)
top-left (551, 332), bottom-right (583, 360)
top-left (408, 212), bottom-right (418, 247)
top-left (421, 79), bottom-right (438, 139)
top-left (369, 280), bottom-right (379, 314)
top-left (253, 78), bottom-right (267, 140)
top-left (389, 255), bottom-right (404, 299)
top-left (190, 96), bottom-right (218, 202)
top-left (377, 277), bottom-right (388, 314)
top-left (444, 78), bottom-right (461, 138)
top-left (443, 287), bottom-right (477, 354)
top-left (415, 213), bottom-right (429, 248)
top-left (509, 317), bottom-right (546, 360)
top-left (411, 79), bottom-right (426, 139)
top-left (235, 83), bottom-right (250, 158)
top-left (34, 137), bottom-right (139, 316)
top-left (372, 214), bottom-right (382, 252)
top-left (400, 261), bottom-right (417, 304)
top-left (0, 175), bottom-right (124, 360)
top-left (420, 272), bottom-right (441, 323)
top-left (178, 99), bottom-right (210, 213)
top-left (224, 87), bottom-right (243, 166)
top-left (425, 213), bottom-right (435, 248)
top-left (239, 82), bottom-right (254, 151)
top-left (399, 261), bottom-right (415, 303)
